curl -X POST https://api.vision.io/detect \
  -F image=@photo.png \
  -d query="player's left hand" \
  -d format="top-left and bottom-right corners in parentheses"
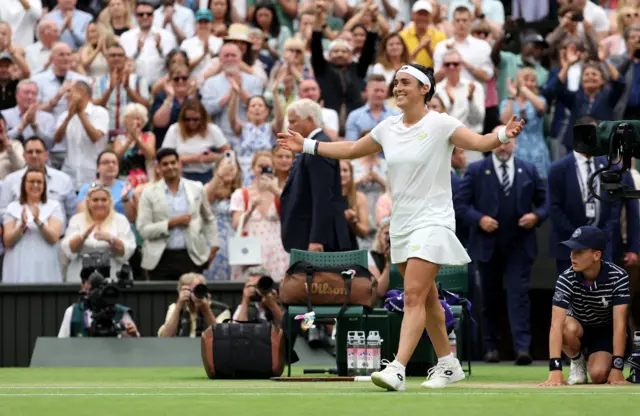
top-left (607, 369), bottom-right (629, 385)
top-left (505, 115), bottom-right (525, 138)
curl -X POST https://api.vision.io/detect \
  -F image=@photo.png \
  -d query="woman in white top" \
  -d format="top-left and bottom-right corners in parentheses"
top-left (278, 63), bottom-right (525, 391)
top-left (3, 168), bottom-right (64, 283)
top-left (163, 98), bottom-right (230, 184)
top-left (62, 185), bottom-right (136, 283)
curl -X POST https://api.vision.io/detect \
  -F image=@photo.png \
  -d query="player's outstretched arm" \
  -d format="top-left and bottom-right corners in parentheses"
top-left (539, 306), bottom-right (568, 387)
top-left (277, 130), bottom-right (382, 160)
top-left (608, 304), bottom-right (630, 385)
top-left (451, 115), bottom-right (525, 153)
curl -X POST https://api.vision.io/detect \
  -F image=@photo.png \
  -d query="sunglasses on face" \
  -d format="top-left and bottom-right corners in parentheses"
top-left (172, 76), bottom-right (189, 82)
top-left (137, 12), bottom-right (153, 17)
top-left (444, 62), bottom-right (460, 68)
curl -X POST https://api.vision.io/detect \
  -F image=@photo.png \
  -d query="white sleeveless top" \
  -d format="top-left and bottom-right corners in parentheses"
top-left (370, 111), bottom-right (463, 237)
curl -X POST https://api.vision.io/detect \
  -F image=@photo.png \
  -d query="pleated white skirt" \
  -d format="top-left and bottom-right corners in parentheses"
top-left (390, 226), bottom-right (471, 266)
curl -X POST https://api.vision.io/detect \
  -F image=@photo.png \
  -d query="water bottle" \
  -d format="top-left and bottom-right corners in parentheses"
top-left (449, 330), bottom-right (458, 358)
top-left (629, 331), bottom-right (640, 383)
top-left (355, 332), bottom-right (368, 375)
top-left (367, 331), bottom-right (383, 373)
top-left (347, 331), bottom-right (358, 376)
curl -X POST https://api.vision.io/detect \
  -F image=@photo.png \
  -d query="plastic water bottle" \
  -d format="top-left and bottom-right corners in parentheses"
top-left (347, 332), bottom-right (358, 376)
top-left (355, 332), bottom-right (368, 375)
top-left (449, 330), bottom-right (458, 358)
top-left (367, 331), bottom-right (383, 373)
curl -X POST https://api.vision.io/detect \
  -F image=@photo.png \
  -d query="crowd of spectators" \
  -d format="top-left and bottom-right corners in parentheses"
top-left (0, 0), bottom-right (639, 358)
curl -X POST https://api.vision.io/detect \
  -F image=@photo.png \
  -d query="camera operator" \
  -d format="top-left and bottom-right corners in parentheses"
top-left (158, 273), bottom-right (231, 337)
top-left (58, 272), bottom-right (139, 338)
top-left (233, 267), bottom-right (283, 326)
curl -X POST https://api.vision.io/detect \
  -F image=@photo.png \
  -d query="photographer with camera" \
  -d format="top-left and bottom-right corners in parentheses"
top-left (158, 272), bottom-right (231, 337)
top-left (58, 271), bottom-right (139, 338)
top-left (233, 267), bottom-right (283, 326)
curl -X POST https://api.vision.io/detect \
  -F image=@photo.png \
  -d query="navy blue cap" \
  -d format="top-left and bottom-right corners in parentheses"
top-left (560, 226), bottom-right (607, 251)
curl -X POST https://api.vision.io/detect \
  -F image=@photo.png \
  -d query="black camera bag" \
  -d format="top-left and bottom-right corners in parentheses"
top-left (201, 321), bottom-right (285, 379)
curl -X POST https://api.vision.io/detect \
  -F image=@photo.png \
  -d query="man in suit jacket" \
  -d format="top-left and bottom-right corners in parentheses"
top-left (548, 144), bottom-right (621, 276)
top-left (137, 148), bottom-right (219, 280)
top-left (280, 99), bottom-right (354, 253)
top-left (456, 138), bottom-right (548, 365)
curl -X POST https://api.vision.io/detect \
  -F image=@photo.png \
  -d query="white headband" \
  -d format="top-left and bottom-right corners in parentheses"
top-left (397, 65), bottom-right (431, 88)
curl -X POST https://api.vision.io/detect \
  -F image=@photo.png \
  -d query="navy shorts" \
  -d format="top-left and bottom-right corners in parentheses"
top-left (580, 324), bottom-right (613, 356)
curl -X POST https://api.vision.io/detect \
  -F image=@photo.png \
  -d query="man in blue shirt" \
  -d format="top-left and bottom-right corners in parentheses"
top-left (42, 0), bottom-right (92, 51)
top-left (345, 74), bottom-right (399, 142)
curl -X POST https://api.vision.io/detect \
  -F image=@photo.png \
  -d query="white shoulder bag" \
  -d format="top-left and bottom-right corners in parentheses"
top-left (228, 212), bottom-right (262, 266)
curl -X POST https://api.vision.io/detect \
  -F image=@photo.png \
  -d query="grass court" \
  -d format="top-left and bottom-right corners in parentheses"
top-left (0, 365), bottom-right (638, 415)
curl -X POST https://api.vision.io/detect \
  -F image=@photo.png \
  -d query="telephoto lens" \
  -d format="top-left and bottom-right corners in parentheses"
top-left (256, 276), bottom-right (274, 294)
top-left (192, 283), bottom-right (209, 299)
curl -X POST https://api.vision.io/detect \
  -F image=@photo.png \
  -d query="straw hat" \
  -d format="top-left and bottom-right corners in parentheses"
top-left (225, 23), bottom-right (251, 43)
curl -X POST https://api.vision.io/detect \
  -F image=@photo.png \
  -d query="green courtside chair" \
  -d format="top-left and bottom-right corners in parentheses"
top-left (388, 264), bottom-right (472, 376)
top-left (285, 249), bottom-right (384, 376)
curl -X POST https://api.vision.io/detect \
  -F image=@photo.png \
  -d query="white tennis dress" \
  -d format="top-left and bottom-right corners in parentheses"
top-left (369, 111), bottom-right (471, 266)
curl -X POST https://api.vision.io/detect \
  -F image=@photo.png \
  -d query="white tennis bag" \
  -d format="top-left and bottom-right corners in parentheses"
top-left (228, 213), bottom-right (262, 266)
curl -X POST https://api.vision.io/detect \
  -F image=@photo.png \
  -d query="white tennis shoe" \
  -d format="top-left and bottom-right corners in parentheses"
top-left (421, 358), bottom-right (465, 388)
top-left (568, 357), bottom-right (588, 385)
top-left (371, 359), bottom-right (406, 391)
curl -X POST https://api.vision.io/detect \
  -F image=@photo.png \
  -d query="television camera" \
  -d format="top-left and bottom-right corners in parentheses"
top-left (80, 253), bottom-right (134, 337)
top-left (573, 120), bottom-right (640, 202)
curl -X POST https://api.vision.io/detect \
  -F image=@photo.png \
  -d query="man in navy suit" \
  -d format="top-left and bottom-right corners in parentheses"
top-left (280, 99), bottom-right (354, 253)
top-left (548, 150), bottom-right (620, 273)
top-left (455, 137), bottom-right (548, 365)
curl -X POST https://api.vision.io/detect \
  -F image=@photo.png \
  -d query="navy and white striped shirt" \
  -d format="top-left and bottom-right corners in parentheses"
top-left (552, 261), bottom-right (630, 327)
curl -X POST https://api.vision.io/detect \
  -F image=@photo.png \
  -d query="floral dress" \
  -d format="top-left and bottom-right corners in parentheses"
top-left (234, 122), bottom-right (275, 187)
top-left (229, 188), bottom-right (289, 282)
top-left (205, 199), bottom-right (234, 281)
top-left (499, 97), bottom-right (551, 178)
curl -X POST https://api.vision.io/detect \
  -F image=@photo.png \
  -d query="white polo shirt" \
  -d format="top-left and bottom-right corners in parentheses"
top-left (58, 102), bottom-right (110, 190)
top-left (180, 35), bottom-right (223, 78)
top-left (120, 27), bottom-right (177, 87)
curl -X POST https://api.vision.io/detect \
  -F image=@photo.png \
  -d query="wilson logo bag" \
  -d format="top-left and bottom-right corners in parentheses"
top-left (279, 262), bottom-right (377, 313)
top-left (201, 322), bottom-right (285, 379)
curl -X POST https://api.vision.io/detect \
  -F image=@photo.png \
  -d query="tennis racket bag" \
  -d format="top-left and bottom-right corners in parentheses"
top-left (201, 322), bottom-right (286, 379)
top-left (279, 261), bottom-right (378, 310)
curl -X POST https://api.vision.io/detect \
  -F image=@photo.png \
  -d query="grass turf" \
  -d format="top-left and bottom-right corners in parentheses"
top-left (0, 365), bottom-right (638, 416)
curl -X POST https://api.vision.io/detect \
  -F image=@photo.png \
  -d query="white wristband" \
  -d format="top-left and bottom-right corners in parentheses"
top-left (497, 126), bottom-right (510, 144)
top-left (303, 138), bottom-right (317, 155)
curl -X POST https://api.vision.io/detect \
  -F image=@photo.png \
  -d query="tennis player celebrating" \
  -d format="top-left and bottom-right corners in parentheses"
top-left (277, 63), bottom-right (525, 391)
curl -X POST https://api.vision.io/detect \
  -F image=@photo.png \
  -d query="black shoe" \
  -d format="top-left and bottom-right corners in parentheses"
top-left (515, 351), bottom-right (532, 366)
top-left (484, 350), bottom-right (500, 363)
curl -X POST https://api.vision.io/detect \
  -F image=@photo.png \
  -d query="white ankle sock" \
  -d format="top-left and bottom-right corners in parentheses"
top-left (392, 360), bottom-right (406, 370)
top-left (438, 353), bottom-right (455, 364)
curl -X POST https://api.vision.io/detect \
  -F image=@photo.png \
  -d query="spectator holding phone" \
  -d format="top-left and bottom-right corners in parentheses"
top-left (162, 98), bottom-right (230, 183)
top-left (230, 151), bottom-right (288, 281)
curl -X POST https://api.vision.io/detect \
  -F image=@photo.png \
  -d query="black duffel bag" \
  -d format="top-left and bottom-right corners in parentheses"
top-left (201, 321), bottom-right (286, 379)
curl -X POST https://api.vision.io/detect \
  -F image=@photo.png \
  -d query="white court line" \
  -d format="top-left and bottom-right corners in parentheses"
top-left (0, 392), bottom-right (638, 397)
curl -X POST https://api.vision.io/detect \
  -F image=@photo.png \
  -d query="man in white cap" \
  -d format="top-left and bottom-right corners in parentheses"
top-left (400, 0), bottom-right (447, 69)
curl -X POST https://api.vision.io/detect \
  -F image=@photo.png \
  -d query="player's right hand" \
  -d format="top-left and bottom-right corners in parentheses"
top-left (538, 372), bottom-right (567, 387)
top-left (277, 129), bottom-right (305, 153)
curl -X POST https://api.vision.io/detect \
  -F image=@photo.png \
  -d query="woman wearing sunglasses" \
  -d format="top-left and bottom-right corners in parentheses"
top-left (151, 63), bottom-right (198, 147)
top-left (163, 98), bottom-right (230, 183)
